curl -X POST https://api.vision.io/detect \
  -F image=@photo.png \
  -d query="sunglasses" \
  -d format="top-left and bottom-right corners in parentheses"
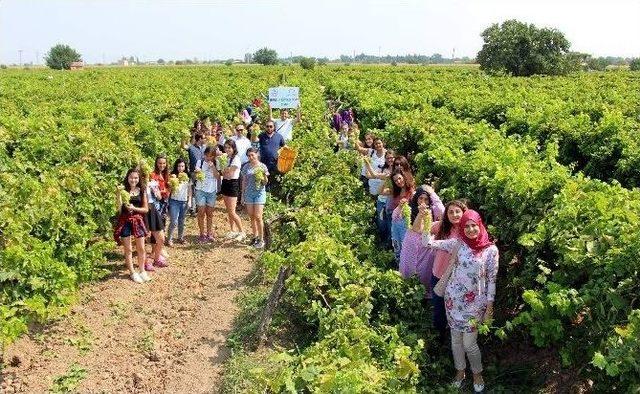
top-left (236, 128), bottom-right (244, 132)
top-left (267, 125), bottom-right (275, 128)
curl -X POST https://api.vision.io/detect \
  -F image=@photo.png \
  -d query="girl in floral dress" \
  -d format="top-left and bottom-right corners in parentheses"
top-left (422, 209), bottom-right (498, 393)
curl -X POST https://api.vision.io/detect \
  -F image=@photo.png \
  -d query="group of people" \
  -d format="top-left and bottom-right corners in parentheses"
top-left (345, 122), bottom-right (498, 392)
top-left (113, 103), bottom-right (302, 285)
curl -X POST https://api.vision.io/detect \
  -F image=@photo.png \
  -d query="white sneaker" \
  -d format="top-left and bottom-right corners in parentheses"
top-left (474, 383), bottom-right (485, 392)
top-left (254, 240), bottom-right (265, 250)
top-left (131, 272), bottom-right (144, 284)
top-left (225, 231), bottom-right (238, 239)
top-left (140, 271), bottom-right (152, 282)
top-left (234, 232), bottom-right (247, 242)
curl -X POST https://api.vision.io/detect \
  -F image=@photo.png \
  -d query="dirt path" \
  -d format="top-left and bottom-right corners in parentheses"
top-left (2, 202), bottom-right (256, 393)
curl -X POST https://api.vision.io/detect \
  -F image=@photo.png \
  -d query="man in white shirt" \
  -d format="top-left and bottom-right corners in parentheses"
top-left (269, 105), bottom-right (301, 142)
top-left (230, 124), bottom-right (252, 165)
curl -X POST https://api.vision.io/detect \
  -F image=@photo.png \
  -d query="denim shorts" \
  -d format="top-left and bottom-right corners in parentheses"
top-left (195, 189), bottom-right (216, 207)
top-left (244, 188), bottom-right (267, 205)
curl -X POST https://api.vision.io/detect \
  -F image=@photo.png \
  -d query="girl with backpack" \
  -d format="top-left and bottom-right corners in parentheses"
top-left (194, 146), bottom-right (220, 242)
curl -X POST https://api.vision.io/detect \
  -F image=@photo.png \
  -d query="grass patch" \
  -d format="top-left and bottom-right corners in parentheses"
top-left (219, 349), bottom-right (280, 394)
top-left (136, 329), bottom-right (155, 354)
top-left (50, 363), bottom-right (87, 393)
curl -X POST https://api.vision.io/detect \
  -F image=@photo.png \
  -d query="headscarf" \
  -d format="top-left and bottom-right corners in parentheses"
top-left (410, 186), bottom-right (432, 224)
top-left (459, 209), bottom-right (493, 254)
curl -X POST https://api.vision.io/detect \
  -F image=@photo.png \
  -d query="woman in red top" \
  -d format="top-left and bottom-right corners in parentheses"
top-left (150, 155), bottom-right (170, 203)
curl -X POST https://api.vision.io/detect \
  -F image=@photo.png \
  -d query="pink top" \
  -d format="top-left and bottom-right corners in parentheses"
top-left (430, 221), bottom-right (461, 278)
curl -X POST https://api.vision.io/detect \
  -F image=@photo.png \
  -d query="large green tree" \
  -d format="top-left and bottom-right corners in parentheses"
top-left (45, 44), bottom-right (82, 70)
top-left (253, 48), bottom-right (278, 65)
top-left (299, 57), bottom-right (316, 70)
top-left (630, 58), bottom-right (640, 71)
top-left (477, 20), bottom-right (575, 76)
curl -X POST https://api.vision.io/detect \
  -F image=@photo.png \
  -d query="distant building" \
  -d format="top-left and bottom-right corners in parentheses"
top-left (244, 53), bottom-right (253, 63)
top-left (70, 61), bottom-right (84, 70)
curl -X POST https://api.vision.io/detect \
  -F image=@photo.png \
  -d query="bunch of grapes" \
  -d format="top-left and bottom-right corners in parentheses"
top-left (178, 172), bottom-right (189, 183)
top-left (138, 160), bottom-right (151, 181)
top-left (254, 166), bottom-right (266, 189)
top-left (218, 153), bottom-right (229, 169)
top-left (168, 174), bottom-right (180, 191)
top-left (349, 133), bottom-right (358, 150)
top-left (118, 186), bottom-right (131, 208)
top-left (423, 208), bottom-right (432, 234)
top-left (195, 169), bottom-right (205, 181)
top-left (402, 202), bottom-right (411, 228)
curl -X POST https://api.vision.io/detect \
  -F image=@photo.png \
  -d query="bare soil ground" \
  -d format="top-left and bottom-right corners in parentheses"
top-left (1, 202), bottom-right (257, 393)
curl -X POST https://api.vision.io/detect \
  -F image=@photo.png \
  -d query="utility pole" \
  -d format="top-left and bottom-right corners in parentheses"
top-left (18, 49), bottom-right (23, 66)
top-left (36, 51), bottom-right (39, 65)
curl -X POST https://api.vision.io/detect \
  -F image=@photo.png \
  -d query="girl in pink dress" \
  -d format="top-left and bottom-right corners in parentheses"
top-left (398, 186), bottom-right (444, 296)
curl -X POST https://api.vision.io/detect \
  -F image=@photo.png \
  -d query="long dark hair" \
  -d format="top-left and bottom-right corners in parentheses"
top-left (436, 199), bottom-right (468, 240)
top-left (171, 158), bottom-right (189, 176)
top-left (122, 167), bottom-right (146, 194)
top-left (381, 149), bottom-right (395, 171)
top-left (154, 154), bottom-right (170, 180)
top-left (224, 139), bottom-right (238, 162)
top-left (392, 155), bottom-right (411, 173)
top-left (363, 132), bottom-right (375, 149)
top-left (391, 168), bottom-right (415, 197)
top-left (410, 186), bottom-right (433, 224)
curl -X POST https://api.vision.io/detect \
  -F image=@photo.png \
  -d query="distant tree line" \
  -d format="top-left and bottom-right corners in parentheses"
top-left (7, 38), bottom-right (638, 72)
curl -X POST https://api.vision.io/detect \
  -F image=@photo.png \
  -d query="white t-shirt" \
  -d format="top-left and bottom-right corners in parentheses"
top-left (147, 179), bottom-right (160, 204)
top-left (275, 118), bottom-right (294, 141)
top-left (221, 155), bottom-right (242, 180)
top-left (170, 180), bottom-right (190, 202)
top-left (231, 135), bottom-right (252, 164)
top-left (195, 160), bottom-right (218, 193)
top-left (368, 149), bottom-right (387, 195)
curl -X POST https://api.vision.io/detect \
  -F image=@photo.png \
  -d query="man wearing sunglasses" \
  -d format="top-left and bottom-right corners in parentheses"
top-left (258, 120), bottom-right (285, 177)
top-left (231, 124), bottom-right (252, 207)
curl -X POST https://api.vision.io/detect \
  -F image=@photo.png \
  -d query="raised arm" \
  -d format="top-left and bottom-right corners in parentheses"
top-left (355, 143), bottom-right (370, 155)
top-left (421, 233), bottom-right (460, 252)
top-left (294, 106), bottom-right (302, 124)
top-left (424, 185), bottom-right (445, 220)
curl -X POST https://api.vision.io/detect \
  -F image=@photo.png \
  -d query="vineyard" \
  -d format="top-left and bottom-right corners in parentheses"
top-left (2, 66), bottom-right (640, 392)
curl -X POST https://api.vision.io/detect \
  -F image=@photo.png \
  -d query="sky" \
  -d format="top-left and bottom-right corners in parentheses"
top-left (1, 0), bottom-right (639, 65)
